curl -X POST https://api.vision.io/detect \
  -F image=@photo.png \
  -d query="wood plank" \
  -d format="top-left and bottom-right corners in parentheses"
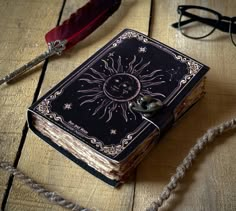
top-left (133, 0), bottom-right (236, 210)
top-left (0, 0), bottom-right (64, 204)
top-left (6, 0), bottom-right (152, 210)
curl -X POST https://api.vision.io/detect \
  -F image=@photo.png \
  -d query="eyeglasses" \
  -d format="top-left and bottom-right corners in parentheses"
top-left (171, 5), bottom-right (236, 46)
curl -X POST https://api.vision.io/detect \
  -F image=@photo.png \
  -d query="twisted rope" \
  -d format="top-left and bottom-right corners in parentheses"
top-left (146, 117), bottom-right (236, 211)
top-left (0, 162), bottom-right (90, 211)
top-left (0, 118), bottom-right (236, 211)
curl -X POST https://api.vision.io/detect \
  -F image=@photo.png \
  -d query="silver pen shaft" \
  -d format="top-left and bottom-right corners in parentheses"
top-left (0, 40), bottom-right (67, 86)
top-left (0, 51), bottom-right (51, 85)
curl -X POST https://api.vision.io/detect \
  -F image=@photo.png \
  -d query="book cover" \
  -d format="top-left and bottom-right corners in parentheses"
top-left (27, 29), bottom-right (209, 186)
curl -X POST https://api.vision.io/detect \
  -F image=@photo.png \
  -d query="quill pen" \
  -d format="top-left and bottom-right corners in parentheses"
top-left (0, 0), bottom-right (121, 85)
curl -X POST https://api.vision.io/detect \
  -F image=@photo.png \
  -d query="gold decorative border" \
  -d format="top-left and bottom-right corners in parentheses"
top-left (112, 30), bottom-right (149, 47)
top-left (36, 90), bottom-right (64, 123)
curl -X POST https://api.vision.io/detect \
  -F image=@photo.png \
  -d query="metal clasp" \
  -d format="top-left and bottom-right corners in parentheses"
top-left (129, 96), bottom-right (163, 118)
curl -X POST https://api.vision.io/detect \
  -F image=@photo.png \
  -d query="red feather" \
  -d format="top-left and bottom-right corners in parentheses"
top-left (45, 0), bottom-right (121, 50)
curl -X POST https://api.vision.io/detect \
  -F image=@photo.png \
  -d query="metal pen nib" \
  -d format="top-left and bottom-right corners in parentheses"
top-left (0, 40), bottom-right (67, 86)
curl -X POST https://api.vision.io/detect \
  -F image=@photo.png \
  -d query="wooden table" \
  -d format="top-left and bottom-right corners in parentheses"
top-left (0, 0), bottom-right (235, 210)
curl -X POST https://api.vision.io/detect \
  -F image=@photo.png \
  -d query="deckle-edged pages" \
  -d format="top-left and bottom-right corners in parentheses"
top-left (27, 29), bottom-right (209, 186)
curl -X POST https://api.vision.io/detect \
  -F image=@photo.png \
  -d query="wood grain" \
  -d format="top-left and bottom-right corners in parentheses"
top-left (1, 0), bottom-right (235, 211)
top-left (5, 1), bottom-right (152, 211)
top-left (0, 0), bottom-right (63, 204)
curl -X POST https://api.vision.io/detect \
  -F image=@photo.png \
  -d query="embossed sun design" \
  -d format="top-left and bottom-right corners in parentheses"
top-left (77, 54), bottom-right (167, 122)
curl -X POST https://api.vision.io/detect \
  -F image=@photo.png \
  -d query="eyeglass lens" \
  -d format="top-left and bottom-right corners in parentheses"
top-left (179, 8), bottom-right (218, 39)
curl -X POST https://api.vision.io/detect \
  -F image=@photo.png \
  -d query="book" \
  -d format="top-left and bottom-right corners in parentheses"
top-left (27, 29), bottom-right (209, 186)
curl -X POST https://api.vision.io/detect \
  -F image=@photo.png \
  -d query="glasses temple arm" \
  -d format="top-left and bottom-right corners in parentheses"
top-left (171, 19), bottom-right (195, 28)
top-left (172, 14), bottom-right (235, 34)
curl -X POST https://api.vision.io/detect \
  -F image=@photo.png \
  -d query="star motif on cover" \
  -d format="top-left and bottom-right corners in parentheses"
top-left (108, 52), bottom-right (115, 57)
top-left (138, 46), bottom-right (147, 53)
top-left (63, 103), bottom-right (72, 110)
top-left (110, 129), bottom-right (117, 135)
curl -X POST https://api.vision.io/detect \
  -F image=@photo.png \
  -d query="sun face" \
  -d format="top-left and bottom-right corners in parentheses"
top-left (103, 73), bottom-right (141, 102)
top-left (77, 53), bottom-right (167, 123)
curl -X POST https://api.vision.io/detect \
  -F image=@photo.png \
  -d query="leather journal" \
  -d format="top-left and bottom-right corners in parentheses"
top-left (27, 29), bottom-right (209, 186)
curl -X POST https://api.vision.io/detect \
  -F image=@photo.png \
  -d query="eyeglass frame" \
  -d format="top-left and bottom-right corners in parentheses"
top-left (171, 5), bottom-right (236, 46)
